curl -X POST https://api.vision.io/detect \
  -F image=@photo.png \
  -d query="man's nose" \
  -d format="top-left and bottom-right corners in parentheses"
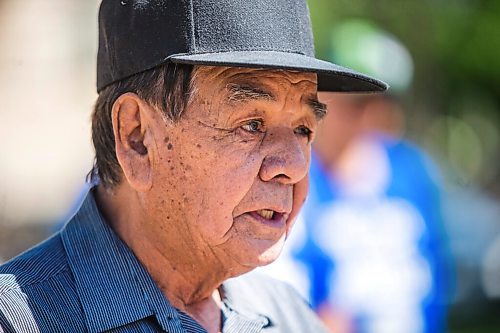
top-left (258, 127), bottom-right (309, 185)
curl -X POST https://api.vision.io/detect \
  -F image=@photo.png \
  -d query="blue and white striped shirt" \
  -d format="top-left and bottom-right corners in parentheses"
top-left (0, 189), bottom-right (327, 332)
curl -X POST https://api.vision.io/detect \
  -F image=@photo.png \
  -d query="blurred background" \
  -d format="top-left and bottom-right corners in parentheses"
top-left (0, 1), bottom-right (499, 332)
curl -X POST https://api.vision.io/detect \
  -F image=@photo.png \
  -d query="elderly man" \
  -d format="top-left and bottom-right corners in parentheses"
top-left (0, 0), bottom-right (385, 332)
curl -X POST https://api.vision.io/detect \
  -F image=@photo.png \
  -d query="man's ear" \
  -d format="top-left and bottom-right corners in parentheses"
top-left (112, 93), bottom-right (155, 192)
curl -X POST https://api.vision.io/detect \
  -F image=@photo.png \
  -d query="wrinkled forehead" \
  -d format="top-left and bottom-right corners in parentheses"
top-left (191, 65), bottom-right (318, 95)
top-left (188, 66), bottom-right (325, 120)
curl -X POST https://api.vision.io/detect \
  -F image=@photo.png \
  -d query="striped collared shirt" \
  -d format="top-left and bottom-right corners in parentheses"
top-left (0, 189), bottom-right (327, 332)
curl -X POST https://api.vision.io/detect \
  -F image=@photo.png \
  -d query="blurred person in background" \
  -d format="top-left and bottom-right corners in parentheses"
top-left (261, 20), bottom-right (452, 333)
top-left (307, 92), bottom-right (451, 333)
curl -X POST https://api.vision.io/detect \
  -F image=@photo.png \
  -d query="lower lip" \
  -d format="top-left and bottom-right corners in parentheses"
top-left (247, 211), bottom-right (286, 229)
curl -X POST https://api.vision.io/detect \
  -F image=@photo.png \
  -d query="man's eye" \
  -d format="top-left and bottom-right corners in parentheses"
top-left (241, 120), bottom-right (264, 133)
top-left (294, 125), bottom-right (312, 138)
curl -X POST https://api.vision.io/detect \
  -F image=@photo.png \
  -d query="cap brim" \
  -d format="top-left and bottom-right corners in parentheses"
top-left (169, 51), bottom-right (388, 93)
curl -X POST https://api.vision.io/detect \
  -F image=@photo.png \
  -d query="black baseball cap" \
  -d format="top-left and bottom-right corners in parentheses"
top-left (97, 0), bottom-right (388, 93)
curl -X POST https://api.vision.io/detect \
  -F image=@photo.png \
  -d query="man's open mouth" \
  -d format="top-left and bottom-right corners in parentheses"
top-left (256, 209), bottom-right (275, 220)
top-left (245, 209), bottom-right (288, 227)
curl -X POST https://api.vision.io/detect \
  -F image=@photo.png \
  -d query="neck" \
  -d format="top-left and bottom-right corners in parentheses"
top-left (95, 184), bottom-right (226, 331)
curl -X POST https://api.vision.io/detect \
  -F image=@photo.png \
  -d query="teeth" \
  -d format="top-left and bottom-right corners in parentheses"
top-left (256, 209), bottom-right (274, 220)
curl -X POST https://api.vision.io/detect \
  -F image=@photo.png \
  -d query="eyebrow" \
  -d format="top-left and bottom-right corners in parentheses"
top-left (307, 98), bottom-right (327, 120)
top-left (226, 83), bottom-right (276, 103)
top-left (225, 82), bottom-right (327, 120)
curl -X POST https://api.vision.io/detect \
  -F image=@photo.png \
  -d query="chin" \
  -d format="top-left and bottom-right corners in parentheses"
top-left (238, 235), bottom-right (286, 269)
top-left (256, 249), bottom-right (282, 266)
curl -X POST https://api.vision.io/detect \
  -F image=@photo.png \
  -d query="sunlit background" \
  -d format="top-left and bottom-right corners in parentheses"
top-left (0, 1), bottom-right (499, 332)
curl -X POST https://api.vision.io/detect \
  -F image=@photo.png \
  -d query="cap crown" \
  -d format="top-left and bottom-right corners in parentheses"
top-left (97, 0), bottom-right (315, 91)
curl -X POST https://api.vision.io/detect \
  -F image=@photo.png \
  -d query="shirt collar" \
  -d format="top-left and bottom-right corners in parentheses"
top-left (221, 277), bottom-right (273, 331)
top-left (60, 188), bottom-right (184, 333)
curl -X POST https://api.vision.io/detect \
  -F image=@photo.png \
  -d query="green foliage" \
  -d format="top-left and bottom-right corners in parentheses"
top-left (308, 0), bottom-right (500, 102)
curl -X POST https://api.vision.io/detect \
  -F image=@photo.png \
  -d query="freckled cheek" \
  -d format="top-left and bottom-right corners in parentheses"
top-left (193, 152), bottom-right (264, 241)
top-left (215, 150), bottom-right (262, 198)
